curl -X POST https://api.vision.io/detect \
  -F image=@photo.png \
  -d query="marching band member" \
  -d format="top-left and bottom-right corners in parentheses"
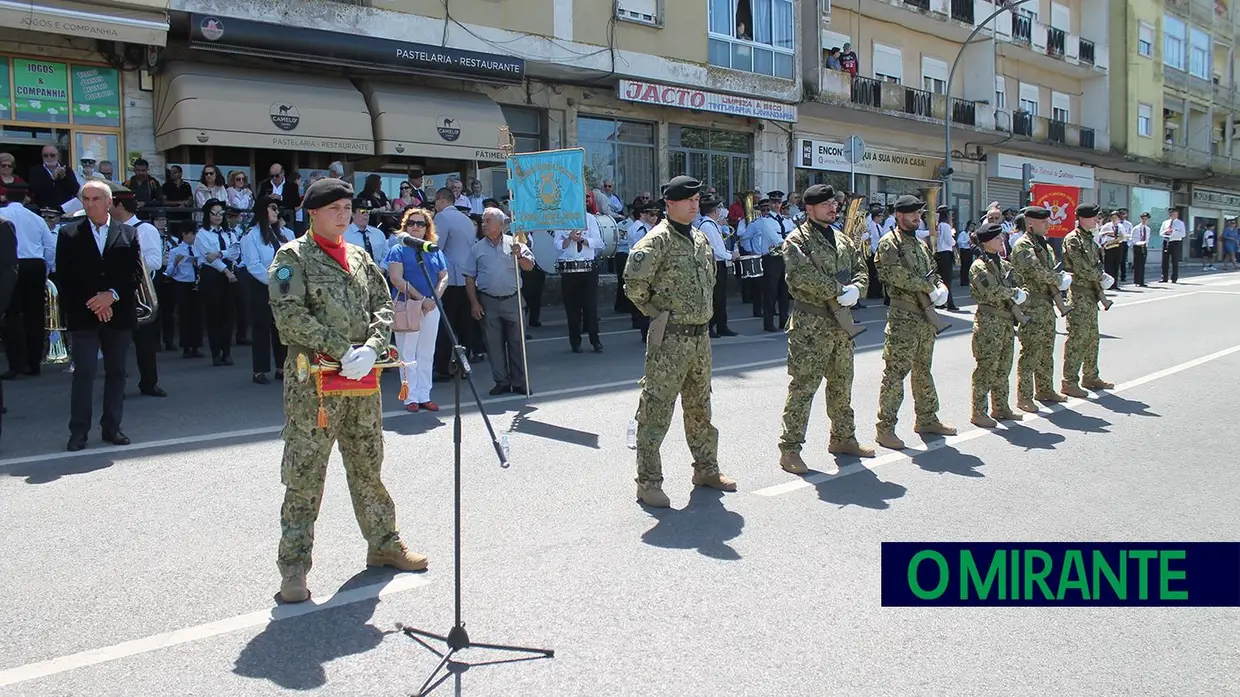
top-left (554, 206), bottom-right (605, 354)
top-left (933, 205), bottom-right (959, 311)
top-left (164, 228), bottom-right (203, 358)
top-left (194, 198), bottom-right (240, 367)
top-left (697, 194), bottom-right (738, 338)
top-left (751, 198), bottom-right (789, 332)
top-left (242, 196), bottom-right (295, 384)
top-left (1096, 210), bottom-right (1125, 285)
top-left (1129, 212), bottom-right (1152, 286)
top-left (110, 183), bottom-right (166, 397)
top-left (626, 202), bottom-right (661, 341)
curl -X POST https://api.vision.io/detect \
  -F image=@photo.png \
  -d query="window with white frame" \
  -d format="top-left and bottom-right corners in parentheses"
top-left (708, 0), bottom-right (795, 78)
top-left (1164, 15), bottom-right (1186, 70)
top-left (1137, 103), bottom-right (1153, 137)
top-left (873, 43), bottom-right (903, 84)
top-left (921, 56), bottom-right (947, 94)
top-left (1050, 2), bottom-right (1070, 31)
top-left (1138, 22), bottom-right (1154, 58)
top-left (1051, 91), bottom-right (1070, 123)
top-left (1019, 82), bottom-right (1039, 115)
top-left (616, 0), bottom-right (661, 25)
top-left (1189, 28), bottom-right (1210, 79)
top-left (995, 76), bottom-right (1007, 110)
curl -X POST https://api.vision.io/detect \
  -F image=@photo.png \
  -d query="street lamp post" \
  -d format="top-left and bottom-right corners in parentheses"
top-left (944, 0), bottom-right (1036, 217)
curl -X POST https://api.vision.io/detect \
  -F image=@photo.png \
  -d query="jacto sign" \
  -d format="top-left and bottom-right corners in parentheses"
top-left (616, 79), bottom-right (796, 123)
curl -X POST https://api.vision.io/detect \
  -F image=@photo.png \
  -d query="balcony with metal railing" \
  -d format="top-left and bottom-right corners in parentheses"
top-left (1046, 27), bottom-right (1066, 58)
top-left (813, 68), bottom-right (990, 134)
top-left (903, 0), bottom-right (930, 9)
top-left (1012, 14), bottom-right (1032, 44)
top-left (995, 110), bottom-right (1101, 151)
top-left (851, 76), bottom-right (883, 109)
top-left (1012, 111), bottom-right (1034, 136)
top-left (997, 14), bottom-right (1107, 78)
top-left (949, 0), bottom-right (973, 24)
top-left (950, 98), bottom-right (976, 126)
top-left (1079, 39), bottom-right (1095, 66)
top-left (904, 86), bottom-right (933, 118)
top-left (849, 0), bottom-right (979, 42)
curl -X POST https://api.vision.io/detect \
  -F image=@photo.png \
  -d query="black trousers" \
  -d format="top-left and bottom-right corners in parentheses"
top-left (245, 274), bottom-right (285, 374)
top-left (234, 273), bottom-right (250, 342)
top-left (762, 255), bottom-right (788, 330)
top-left (1120, 242), bottom-right (1129, 281)
top-left (865, 253), bottom-right (883, 299)
top-left (520, 267), bottom-right (546, 324)
top-left (560, 269), bottom-right (600, 348)
top-left (1133, 245), bottom-right (1148, 285)
top-left (132, 319), bottom-right (160, 390)
top-left (1103, 245), bottom-right (1123, 281)
top-left (155, 276), bottom-right (177, 347)
top-left (68, 326), bottom-right (130, 436)
top-left (175, 281), bottom-right (203, 350)
top-left (711, 260), bottom-right (730, 332)
top-left (1162, 240), bottom-right (1182, 282)
top-left (613, 252), bottom-right (633, 314)
top-left (958, 249), bottom-right (973, 286)
top-left (435, 285), bottom-right (481, 374)
top-left (3, 259), bottom-right (48, 374)
top-left (199, 268), bottom-right (235, 358)
top-left (935, 251), bottom-right (956, 307)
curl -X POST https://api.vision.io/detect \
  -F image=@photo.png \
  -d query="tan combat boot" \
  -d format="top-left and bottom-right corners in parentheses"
top-left (991, 406), bottom-right (1024, 422)
top-left (915, 421), bottom-right (958, 436)
top-left (636, 481), bottom-right (670, 508)
top-left (1036, 390), bottom-right (1067, 403)
top-left (280, 574), bottom-right (310, 603)
top-left (1061, 382), bottom-right (1088, 398)
top-left (1082, 377), bottom-right (1114, 390)
top-left (780, 451), bottom-right (809, 474)
top-left (1016, 396), bottom-right (1040, 413)
top-left (692, 471), bottom-right (738, 491)
top-left (828, 439), bottom-right (877, 458)
top-left (971, 413), bottom-right (998, 428)
top-left (875, 430), bottom-right (906, 450)
top-left (367, 541), bottom-right (429, 572)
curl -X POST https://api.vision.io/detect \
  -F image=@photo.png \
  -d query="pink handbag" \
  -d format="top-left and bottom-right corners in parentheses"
top-left (393, 292), bottom-right (423, 333)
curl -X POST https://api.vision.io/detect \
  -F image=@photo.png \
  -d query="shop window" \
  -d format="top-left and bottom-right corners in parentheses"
top-left (578, 116), bottom-right (656, 210)
top-left (707, 0), bottom-right (795, 79)
top-left (669, 125), bottom-right (752, 204)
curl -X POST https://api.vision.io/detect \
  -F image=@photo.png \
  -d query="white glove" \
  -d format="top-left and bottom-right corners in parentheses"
top-left (1100, 273), bottom-right (1115, 290)
top-left (1058, 272), bottom-right (1073, 291)
top-left (837, 284), bottom-right (859, 307)
top-left (1012, 288), bottom-right (1028, 306)
top-left (338, 346), bottom-right (377, 380)
top-left (931, 283), bottom-right (950, 307)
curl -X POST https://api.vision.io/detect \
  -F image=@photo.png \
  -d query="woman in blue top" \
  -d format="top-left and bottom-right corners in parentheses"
top-left (386, 207), bottom-right (449, 412)
top-left (240, 195), bottom-right (294, 384)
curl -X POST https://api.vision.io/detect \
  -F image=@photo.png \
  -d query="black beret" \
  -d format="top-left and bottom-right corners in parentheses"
top-left (1076, 203), bottom-right (1100, 218)
top-left (894, 194), bottom-right (924, 213)
top-left (302, 178), bottom-right (354, 211)
top-left (661, 175), bottom-right (702, 202)
top-left (802, 184), bottom-right (835, 205)
top-left (699, 195), bottom-right (722, 211)
top-left (976, 222), bottom-right (1005, 243)
top-left (1022, 205), bottom-right (1051, 220)
top-left (352, 198), bottom-right (373, 212)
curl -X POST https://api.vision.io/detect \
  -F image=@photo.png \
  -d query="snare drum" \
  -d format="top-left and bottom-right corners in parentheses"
top-left (556, 259), bottom-right (596, 274)
top-left (737, 254), bottom-right (765, 279)
top-left (595, 214), bottom-right (618, 258)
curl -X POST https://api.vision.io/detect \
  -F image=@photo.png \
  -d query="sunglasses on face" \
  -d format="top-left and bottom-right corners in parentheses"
top-left (407, 220), bottom-right (428, 228)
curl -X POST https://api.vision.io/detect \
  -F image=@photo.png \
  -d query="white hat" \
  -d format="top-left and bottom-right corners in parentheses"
top-left (80, 152), bottom-right (97, 163)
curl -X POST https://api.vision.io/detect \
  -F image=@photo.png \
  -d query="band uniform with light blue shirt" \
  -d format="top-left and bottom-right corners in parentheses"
top-left (240, 225), bottom-right (295, 284)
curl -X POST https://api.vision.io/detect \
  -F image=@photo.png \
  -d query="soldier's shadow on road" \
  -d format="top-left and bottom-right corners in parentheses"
top-left (2, 455), bottom-right (115, 483)
top-left (1044, 408), bottom-right (1111, 434)
top-left (814, 468), bottom-right (907, 510)
top-left (641, 488), bottom-right (744, 560)
top-left (233, 568), bottom-right (399, 691)
top-left (385, 414), bottom-right (448, 437)
top-left (505, 405), bottom-right (600, 449)
top-left (993, 422), bottom-right (1065, 451)
top-left (911, 445), bottom-right (985, 478)
top-left (1092, 394), bottom-right (1160, 418)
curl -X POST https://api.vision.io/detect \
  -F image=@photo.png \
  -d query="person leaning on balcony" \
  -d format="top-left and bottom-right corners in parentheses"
top-left (825, 47), bottom-right (842, 71)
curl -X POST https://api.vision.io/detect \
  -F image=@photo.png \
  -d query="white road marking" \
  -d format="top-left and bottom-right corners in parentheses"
top-left (753, 342), bottom-right (1240, 497)
top-left (1110, 291), bottom-right (1200, 307)
top-left (0, 575), bottom-right (432, 688)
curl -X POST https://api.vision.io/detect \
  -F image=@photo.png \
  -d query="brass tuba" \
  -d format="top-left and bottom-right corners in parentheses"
top-left (43, 279), bottom-right (70, 364)
top-left (135, 251), bottom-right (159, 325)
top-left (841, 194), bottom-right (868, 252)
top-left (742, 191), bottom-right (758, 224)
top-left (923, 186), bottom-right (942, 253)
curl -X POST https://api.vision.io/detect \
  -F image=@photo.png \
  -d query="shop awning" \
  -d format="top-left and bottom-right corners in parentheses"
top-left (154, 62), bottom-right (374, 155)
top-left (0, 0), bottom-right (168, 46)
top-left (361, 82), bottom-right (507, 162)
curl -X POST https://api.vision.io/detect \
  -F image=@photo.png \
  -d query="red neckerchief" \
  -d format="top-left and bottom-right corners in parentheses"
top-left (309, 228), bottom-right (349, 272)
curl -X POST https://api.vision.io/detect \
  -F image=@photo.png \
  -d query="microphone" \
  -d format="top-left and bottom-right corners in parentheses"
top-left (394, 233), bottom-right (439, 253)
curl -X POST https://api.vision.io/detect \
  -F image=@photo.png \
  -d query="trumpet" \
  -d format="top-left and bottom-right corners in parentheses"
top-left (43, 279), bottom-right (70, 364)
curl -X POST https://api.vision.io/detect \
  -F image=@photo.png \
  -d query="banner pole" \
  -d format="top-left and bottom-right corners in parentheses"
top-left (500, 127), bottom-right (531, 397)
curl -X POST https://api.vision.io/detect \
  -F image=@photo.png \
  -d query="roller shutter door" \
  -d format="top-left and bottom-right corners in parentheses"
top-left (986, 179), bottom-right (1026, 213)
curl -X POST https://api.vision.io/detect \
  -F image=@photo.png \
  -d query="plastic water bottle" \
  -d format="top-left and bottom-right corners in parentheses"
top-left (625, 419), bottom-right (638, 450)
top-left (500, 434), bottom-right (511, 459)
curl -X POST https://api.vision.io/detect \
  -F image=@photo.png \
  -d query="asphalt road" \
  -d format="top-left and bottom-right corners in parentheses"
top-left (1, 270), bottom-right (1238, 697)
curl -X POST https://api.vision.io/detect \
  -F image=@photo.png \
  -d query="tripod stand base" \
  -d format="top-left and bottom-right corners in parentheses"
top-left (397, 622), bottom-right (554, 696)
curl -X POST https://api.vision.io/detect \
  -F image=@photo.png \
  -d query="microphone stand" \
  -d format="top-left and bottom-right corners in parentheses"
top-left (395, 245), bottom-right (553, 696)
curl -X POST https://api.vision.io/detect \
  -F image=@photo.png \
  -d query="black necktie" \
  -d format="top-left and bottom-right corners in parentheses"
top-left (217, 229), bottom-right (226, 252)
top-left (360, 227), bottom-right (374, 258)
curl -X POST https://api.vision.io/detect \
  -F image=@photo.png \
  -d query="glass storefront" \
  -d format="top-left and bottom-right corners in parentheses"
top-left (669, 125), bottom-right (752, 205)
top-left (794, 169), bottom-right (864, 199)
top-left (578, 115), bottom-right (657, 210)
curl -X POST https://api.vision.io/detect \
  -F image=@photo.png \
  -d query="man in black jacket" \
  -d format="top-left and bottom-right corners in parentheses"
top-left (0, 216), bottom-right (18, 440)
top-left (28, 145), bottom-right (81, 210)
top-left (55, 181), bottom-right (142, 451)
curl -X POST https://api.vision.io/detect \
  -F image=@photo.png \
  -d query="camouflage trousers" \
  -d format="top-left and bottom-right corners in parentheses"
top-left (277, 384), bottom-right (399, 578)
top-left (971, 315), bottom-right (1015, 414)
top-left (877, 308), bottom-right (940, 432)
top-left (780, 314), bottom-right (856, 452)
top-left (1017, 302), bottom-right (1057, 398)
top-left (1063, 286), bottom-right (1100, 384)
top-left (635, 332), bottom-right (720, 485)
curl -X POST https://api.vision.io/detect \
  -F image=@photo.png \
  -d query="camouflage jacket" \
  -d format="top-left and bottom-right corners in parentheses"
top-left (1061, 227), bottom-right (1103, 285)
top-left (623, 220), bottom-right (715, 326)
top-left (783, 220), bottom-right (869, 307)
top-left (969, 253), bottom-right (1019, 309)
top-left (268, 233), bottom-right (394, 363)
top-left (1010, 232), bottom-right (1061, 302)
top-left (875, 228), bottom-right (938, 303)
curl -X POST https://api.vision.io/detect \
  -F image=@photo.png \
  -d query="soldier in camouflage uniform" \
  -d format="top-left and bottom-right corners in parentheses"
top-left (269, 178), bottom-right (427, 604)
top-left (873, 195), bottom-right (956, 450)
top-left (967, 223), bottom-right (1030, 427)
top-left (624, 176), bottom-right (737, 508)
top-left (1060, 203), bottom-right (1116, 396)
top-left (778, 184), bottom-right (875, 475)
top-left (1009, 206), bottom-right (1072, 412)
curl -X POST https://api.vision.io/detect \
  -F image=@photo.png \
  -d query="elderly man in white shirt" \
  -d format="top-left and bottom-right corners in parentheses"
top-left (554, 205), bottom-right (605, 353)
top-left (1159, 207), bottom-right (1187, 283)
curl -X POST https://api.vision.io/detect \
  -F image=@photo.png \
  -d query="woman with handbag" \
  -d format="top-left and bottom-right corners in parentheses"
top-left (386, 207), bottom-right (448, 412)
